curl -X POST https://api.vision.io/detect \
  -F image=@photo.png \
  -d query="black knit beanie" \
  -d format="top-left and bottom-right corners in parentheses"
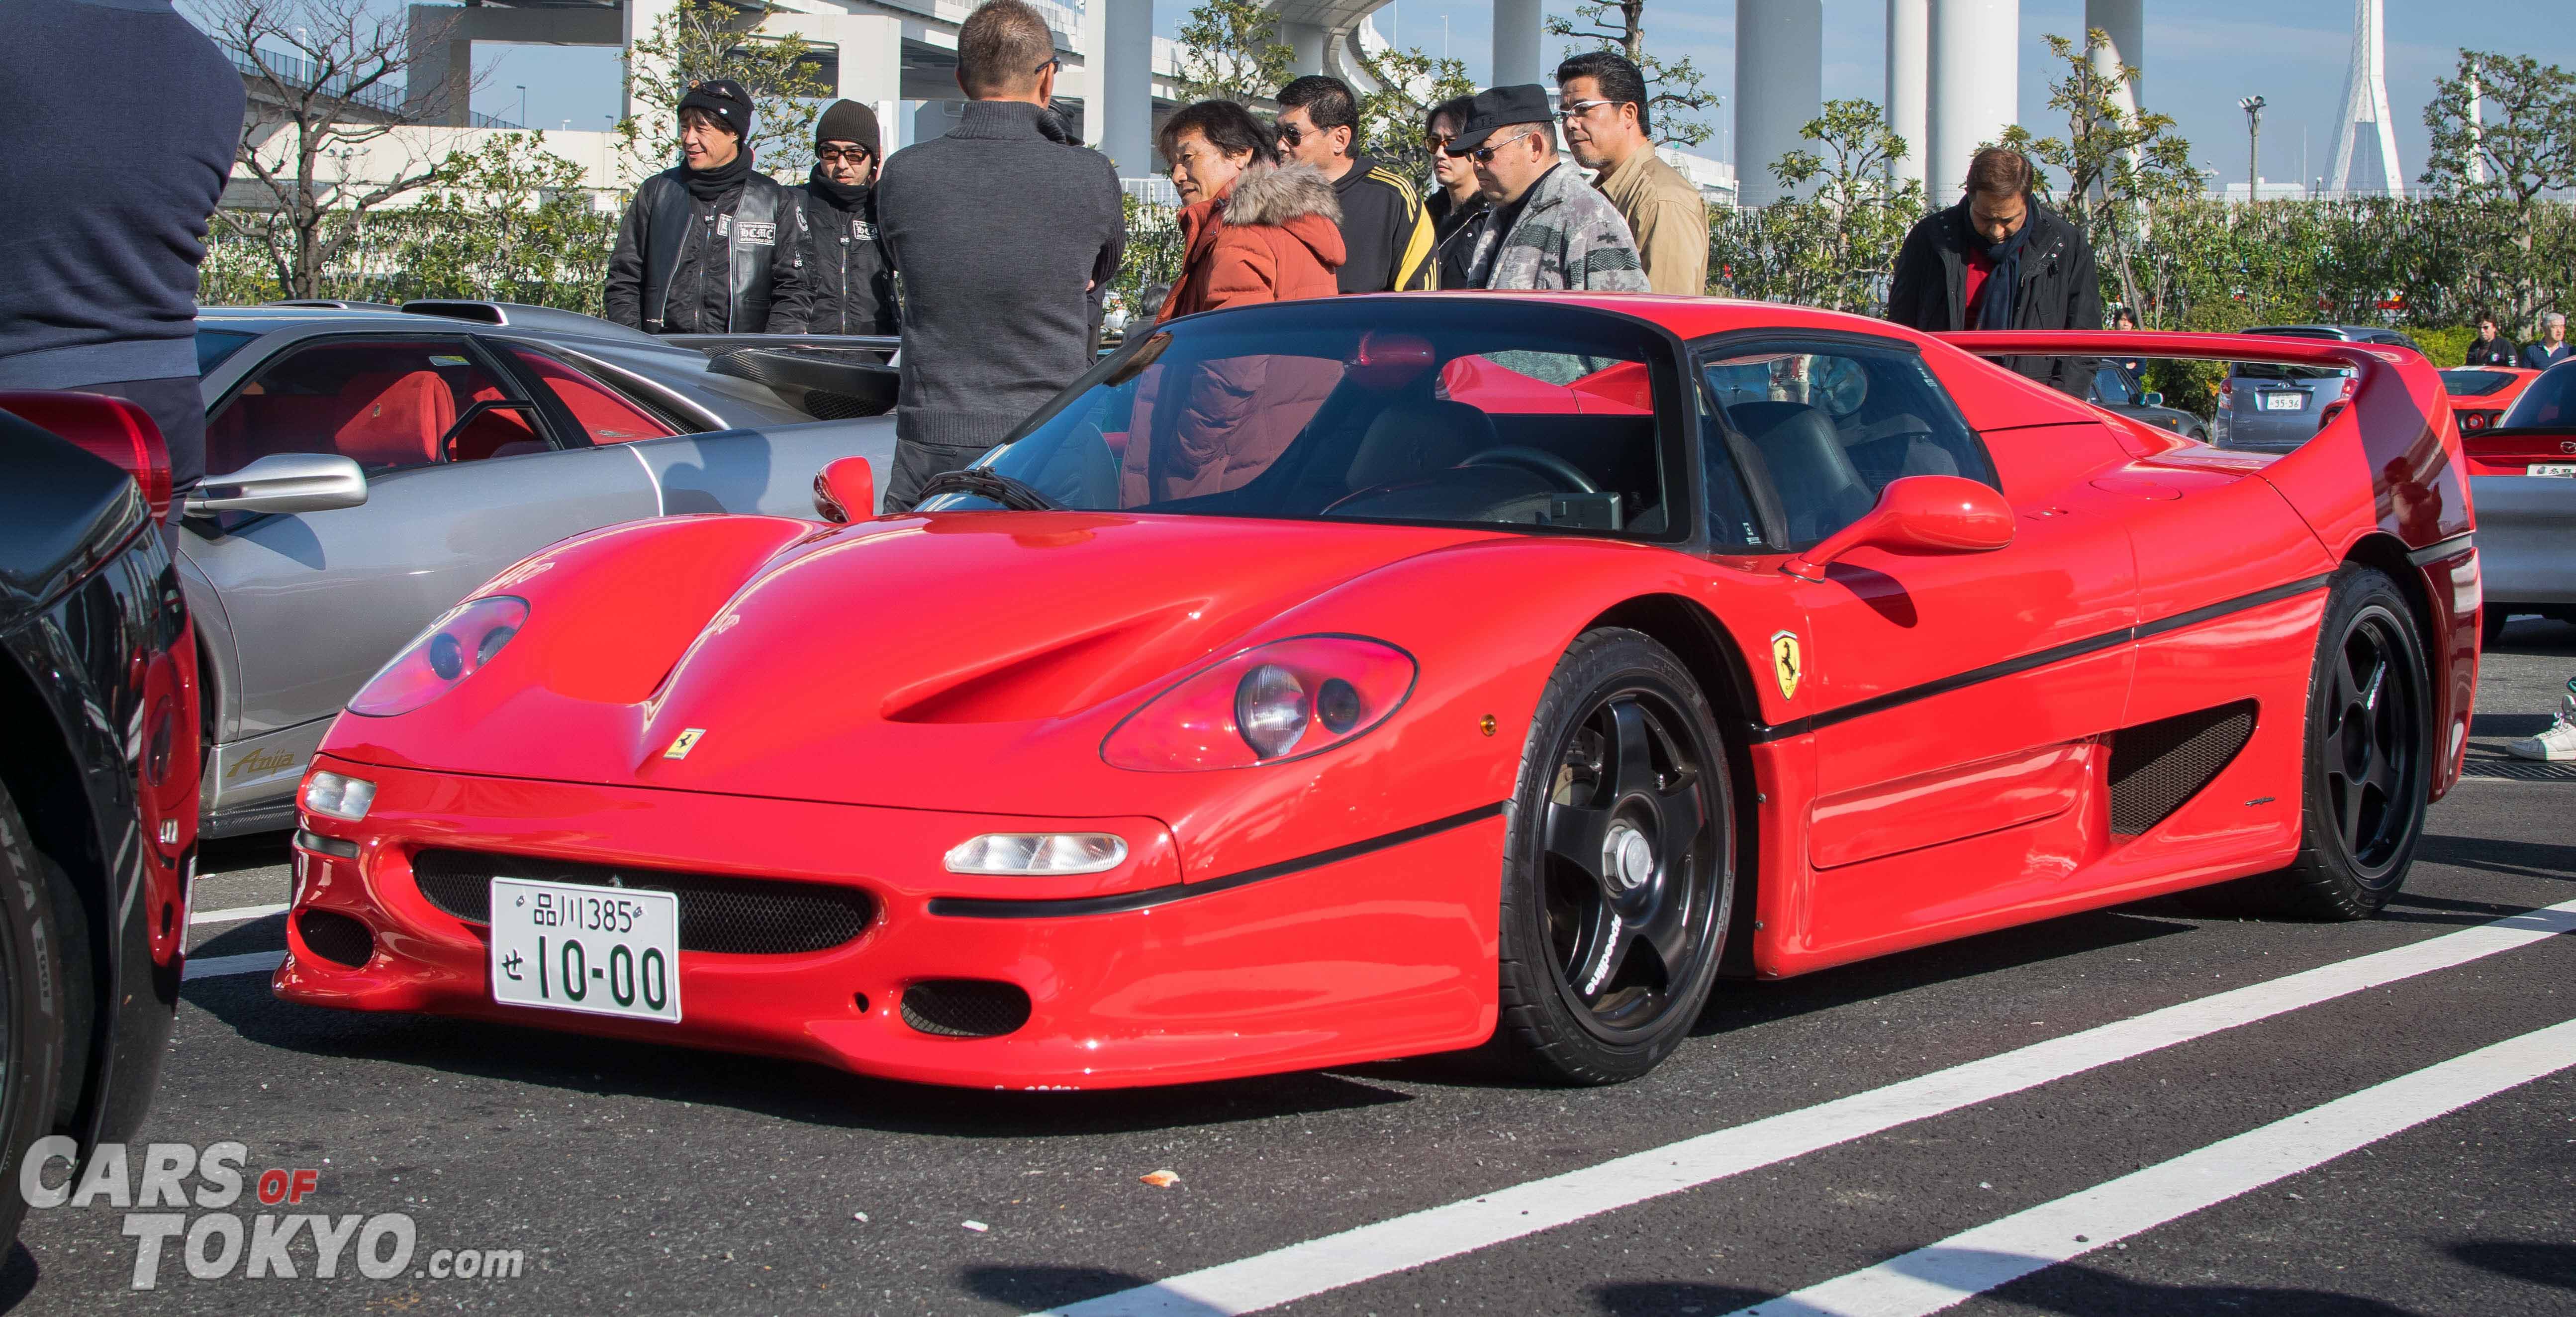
top-left (676, 79), bottom-right (753, 140)
top-left (815, 99), bottom-right (881, 158)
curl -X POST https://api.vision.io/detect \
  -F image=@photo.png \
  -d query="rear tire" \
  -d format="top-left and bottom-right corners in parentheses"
top-left (2183, 567), bottom-right (2431, 920)
top-left (0, 783), bottom-right (70, 1248)
top-left (1491, 629), bottom-right (1733, 1085)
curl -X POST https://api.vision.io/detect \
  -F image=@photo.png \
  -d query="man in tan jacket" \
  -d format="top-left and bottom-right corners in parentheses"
top-left (1557, 51), bottom-right (1708, 297)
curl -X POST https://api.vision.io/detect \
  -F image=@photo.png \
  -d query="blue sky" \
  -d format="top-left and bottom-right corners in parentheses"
top-left (466, 0), bottom-right (2573, 189)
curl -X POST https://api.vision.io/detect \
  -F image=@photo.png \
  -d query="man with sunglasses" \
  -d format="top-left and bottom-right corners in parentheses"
top-left (1274, 76), bottom-right (1433, 293)
top-left (790, 100), bottom-right (897, 335)
top-left (1422, 96), bottom-right (1487, 290)
top-left (1444, 84), bottom-right (1648, 293)
top-left (1557, 51), bottom-right (1706, 296)
top-left (874, 0), bottom-right (1124, 509)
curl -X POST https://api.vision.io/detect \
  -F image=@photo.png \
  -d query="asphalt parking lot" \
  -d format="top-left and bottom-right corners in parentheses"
top-left (8, 622), bottom-right (2574, 1316)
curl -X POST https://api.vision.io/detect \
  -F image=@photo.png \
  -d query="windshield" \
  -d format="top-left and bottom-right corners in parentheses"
top-left (2440, 369), bottom-right (2520, 398)
top-left (2500, 364), bottom-right (2576, 428)
top-left (920, 299), bottom-right (1681, 539)
top-left (196, 328), bottom-right (258, 373)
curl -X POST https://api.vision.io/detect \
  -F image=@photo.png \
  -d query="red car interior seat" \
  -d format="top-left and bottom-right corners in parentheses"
top-left (331, 371), bottom-right (454, 468)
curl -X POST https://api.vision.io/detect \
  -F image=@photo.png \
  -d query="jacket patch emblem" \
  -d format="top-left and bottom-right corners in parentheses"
top-left (851, 219), bottom-right (875, 241)
top-left (1771, 631), bottom-right (1803, 700)
top-left (717, 214), bottom-right (730, 236)
top-left (663, 728), bottom-right (706, 760)
top-left (737, 221), bottom-right (776, 246)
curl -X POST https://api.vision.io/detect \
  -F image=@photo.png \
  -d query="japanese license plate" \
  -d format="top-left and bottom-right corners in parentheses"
top-left (2527, 463), bottom-right (2576, 477)
top-left (2262, 392), bottom-right (2305, 411)
top-left (488, 878), bottom-right (681, 1022)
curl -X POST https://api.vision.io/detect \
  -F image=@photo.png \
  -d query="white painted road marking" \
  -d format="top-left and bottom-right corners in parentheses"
top-left (183, 951), bottom-right (286, 981)
top-left (1724, 1015), bottom-right (2576, 1317)
top-left (191, 902), bottom-right (288, 926)
top-left (1040, 899), bottom-right (2576, 1317)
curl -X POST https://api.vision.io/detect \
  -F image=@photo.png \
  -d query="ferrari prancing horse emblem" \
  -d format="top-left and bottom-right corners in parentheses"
top-left (663, 728), bottom-right (706, 760)
top-left (1770, 631), bottom-right (1803, 700)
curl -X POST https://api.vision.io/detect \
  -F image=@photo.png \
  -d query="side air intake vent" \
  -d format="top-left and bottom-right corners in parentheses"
top-left (901, 981), bottom-right (1032, 1038)
top-left (2109, 701), bottom-right (2258, 836)
top-left (295, 908), bottom-right (376, 968)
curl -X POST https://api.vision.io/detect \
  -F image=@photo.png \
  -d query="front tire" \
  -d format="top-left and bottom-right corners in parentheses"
top-left (0, 782), bottom-right (70, 1247)
top-left (1492, 629), bottom-right (1734, 1085)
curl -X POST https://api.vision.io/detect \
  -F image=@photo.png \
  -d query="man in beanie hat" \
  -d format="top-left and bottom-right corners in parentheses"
top-left (790, 100), bottom-right (897, 335)
top-left (605, 79), bottom-right (811, 334)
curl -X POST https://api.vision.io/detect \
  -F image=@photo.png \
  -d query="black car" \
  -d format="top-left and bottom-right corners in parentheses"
top-left (2085, 360), bottom-right (2208, 441)
top-left (0, 398), bottom-right (198, 1244)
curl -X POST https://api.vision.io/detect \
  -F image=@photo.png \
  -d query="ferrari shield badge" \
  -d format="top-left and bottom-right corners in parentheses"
top-left (1770, 631), bottom-right (1803, 700)
top-left (663, 728), bottom-right (706, 760)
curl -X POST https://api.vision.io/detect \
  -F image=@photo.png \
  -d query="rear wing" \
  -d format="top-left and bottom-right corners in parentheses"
top-left (1939, 329), bottom-right (2471, 555)
top-left (703, 346), bottom-right (899, 420)
top-left (665, 333), bottom-right (901, 356)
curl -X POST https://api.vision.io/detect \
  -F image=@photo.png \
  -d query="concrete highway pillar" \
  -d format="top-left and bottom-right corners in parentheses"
top-left (1734, 0), bottom-right (1822, 206)
top-left (830, 13), bottom-right (904, 156)
top-left (623, 0), bottom-right (680, 149)
top-left (1927, 0), bottom-right (2017, 203)
top-left (1885, 0), bottom-right (1928, 189)
top-left (1096, 0), bottom-right (1154, 174)
top-left (1282, 22), bottom-right (1330, 77)
top-left (2086, 0), bottom-right (2143, 114)
top-left (1491, 0), bottom-right (1543, 89)
top-left (404, 5), bottom-right (473, 126)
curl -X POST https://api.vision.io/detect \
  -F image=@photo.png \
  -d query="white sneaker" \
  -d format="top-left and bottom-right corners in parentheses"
top-left (2506, 689), bottom-right (2576, 762)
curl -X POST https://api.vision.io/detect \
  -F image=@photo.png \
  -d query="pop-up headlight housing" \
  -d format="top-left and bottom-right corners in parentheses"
top-left (1102, 635), bottom-right (1415, 771)
top-left (347, 595), bottom-right (527, 717)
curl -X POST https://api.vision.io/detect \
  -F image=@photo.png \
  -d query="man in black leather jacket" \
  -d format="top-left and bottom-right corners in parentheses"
top-left (790, 101), bottom-right (898, 336)
top-left (604, 80), bottom-right (810, 334)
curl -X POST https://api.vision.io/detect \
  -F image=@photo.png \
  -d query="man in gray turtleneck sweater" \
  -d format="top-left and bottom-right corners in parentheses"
top-left (873, 0), bottom-right (1125, 509)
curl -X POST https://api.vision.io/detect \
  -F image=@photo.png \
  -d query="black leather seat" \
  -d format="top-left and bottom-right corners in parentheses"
top-left (1344, 400), bottom-right (1499, 490)
top-left (1729, 401), bottom-right (1875, 543)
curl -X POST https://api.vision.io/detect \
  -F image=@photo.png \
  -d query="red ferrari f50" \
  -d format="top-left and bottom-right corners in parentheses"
top-left (276, 296), bottom-right (2478, 1089)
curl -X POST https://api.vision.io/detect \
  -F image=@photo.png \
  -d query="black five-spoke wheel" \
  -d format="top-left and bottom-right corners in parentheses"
top-left (1496, 629), bottom-right (1733, 1084)
top-left (2322, 608), bottom-right (2420, 874)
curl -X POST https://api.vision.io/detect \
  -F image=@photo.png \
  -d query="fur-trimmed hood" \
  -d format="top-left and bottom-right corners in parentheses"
top-left (1221, 161), bottom-right (1342, 226)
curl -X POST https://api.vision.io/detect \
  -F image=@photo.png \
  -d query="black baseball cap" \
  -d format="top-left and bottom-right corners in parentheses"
top-left (1444, 83), bottom-right (1554, 155)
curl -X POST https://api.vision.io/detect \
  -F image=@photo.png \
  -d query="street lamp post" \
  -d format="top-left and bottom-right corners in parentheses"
top-left (2238, 95), bottom-right (2265, 203)
top-left (516, 84), bottom-right (528, 128)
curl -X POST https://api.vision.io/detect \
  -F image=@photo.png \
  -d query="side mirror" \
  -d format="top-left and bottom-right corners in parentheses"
top-left (812, 455), bottom-right (876, 524)
top-left (2140, 391), bottom-right (2165, 408)
top-left (183, 453), bottom-right (367, 519)
top-left (1783, 475), bottom-right (2014, 582)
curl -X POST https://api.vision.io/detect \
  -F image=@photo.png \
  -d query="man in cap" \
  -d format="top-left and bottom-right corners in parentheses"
top-left (792, 100), bottom-right (897, 335)
top-left (1445, 84), bottom-right (1648, 292)
top-left (604, 79), bottom-right (811, 334)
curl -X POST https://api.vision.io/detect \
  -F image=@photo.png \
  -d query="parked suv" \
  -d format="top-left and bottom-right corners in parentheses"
top-left (2212, 325), bottom-right (2421, 454)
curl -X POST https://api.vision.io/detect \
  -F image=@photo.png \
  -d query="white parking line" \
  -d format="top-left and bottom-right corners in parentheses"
top-left (183, 951), bottom-right (286, 981)
top-left (1723, 1015), bottom-right (2576, 1317)
top-left (1039, 899), bottom-right (2576, 1317)
top-left (191, 903), bottom-right (288, 926)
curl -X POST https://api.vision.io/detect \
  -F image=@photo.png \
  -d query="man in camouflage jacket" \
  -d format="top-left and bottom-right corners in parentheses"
top-left (1445, 84), bottom-right (1648, 293)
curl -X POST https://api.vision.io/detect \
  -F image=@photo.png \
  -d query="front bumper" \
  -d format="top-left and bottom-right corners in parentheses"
top-left (277, 756), bottom-right (1502, 1089)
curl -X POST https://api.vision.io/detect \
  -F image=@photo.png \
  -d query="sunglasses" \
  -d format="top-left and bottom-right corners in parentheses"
top-left (1464, 130), bottom-right (1542, 164)
top-left (1424, 130), bottom-right (1457, 151)
top-left (1275, 122), bottom-right (1305, 147)
top-left (1034, 55), bottom-right (1063, 76)
top-left (1555, 98), bottom-right (1617, 121)
top-left (817, 145), bottom-right (872, 163)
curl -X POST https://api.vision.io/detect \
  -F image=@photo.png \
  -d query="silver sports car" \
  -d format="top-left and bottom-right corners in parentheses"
top-left (183, 302), bottom-right (896, 835)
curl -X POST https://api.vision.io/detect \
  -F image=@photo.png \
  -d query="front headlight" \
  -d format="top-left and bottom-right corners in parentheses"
top-left (945, 833), bottom-right (1130, 875)
top-left (1102, 635), bottom-right (1416, 771)
top-left (347, 596), bottom-right (527, 717)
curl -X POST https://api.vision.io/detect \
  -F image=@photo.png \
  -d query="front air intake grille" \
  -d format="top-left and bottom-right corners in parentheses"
top-left (900, 980), bottom-right (1032, 1038)
top-left (2109, 701), bottom-right (2259, 836)
top-left (296, 909), bottom-right (377, 968)
top-left (409, 849), bottom-right (873, 955)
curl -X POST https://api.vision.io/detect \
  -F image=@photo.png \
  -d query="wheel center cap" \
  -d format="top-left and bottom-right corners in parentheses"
top-left (1605, 823), bottom-right (1655, 891)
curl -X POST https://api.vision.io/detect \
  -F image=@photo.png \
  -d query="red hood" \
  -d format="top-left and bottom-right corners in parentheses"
top-left (323, 512), bottom-right (1502, 815)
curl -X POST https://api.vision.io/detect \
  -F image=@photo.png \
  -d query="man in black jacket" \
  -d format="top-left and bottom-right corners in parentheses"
top-left (1887, 147), bottom-right (2100, 395)
top-left (2464, 310), bottom-right (2519, 368)
top-left (604, 80), bottom-right (810, 335)
top-left (792, 100), bottom-right (896, 336)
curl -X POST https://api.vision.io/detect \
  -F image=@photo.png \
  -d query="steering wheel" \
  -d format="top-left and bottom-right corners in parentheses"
top-left (1459, 445), bottom-right (1599, 493)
